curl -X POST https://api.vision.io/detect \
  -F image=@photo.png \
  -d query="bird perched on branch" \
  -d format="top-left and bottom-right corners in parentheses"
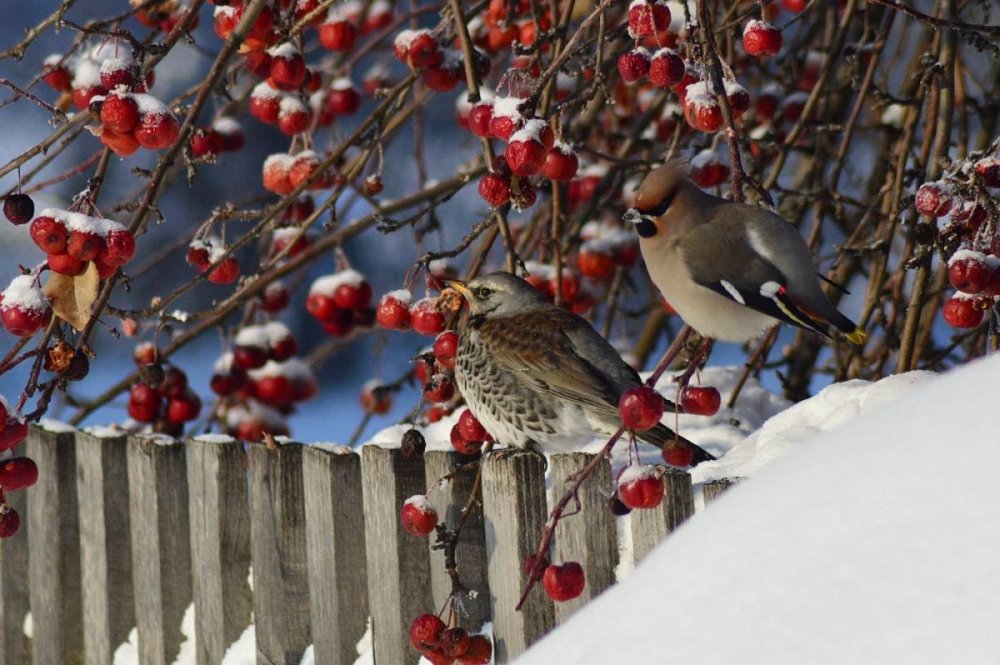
top-left (445, 272), bottom-right (714, 465)
top-left (625, 162), bottom-right (865, 344)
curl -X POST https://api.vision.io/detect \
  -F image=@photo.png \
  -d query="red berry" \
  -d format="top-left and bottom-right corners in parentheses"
top-left (468, 101), bottom-right (494, 138)
top-left (268, 45), bottom-right (306, 88)
top-left (684, 85), bottom-right (724, 132)
top-left (742, 20), bottom-right (782, 57)
top-left (725, 81), bottom-right (751, 116)
top-left (662, 444), bottom-right (694, 467)
top-left (233, 344), bottom-right (269, 370)
top-left (250, 85), bottom-right (281, 124)
top-left (377, 292), bottom-right (412, 330)
top-left (48, 252), bottom-right (86, 276)
top-left (327, 79), bottom-right (361, 115)
top-left (422, 65), bottom-right (461, 92)
top-left (100, 92), bottom-right (140, 134)
top-left (628, 1), bottom-right (671, 38)
top-left (459, 635), bottom-right (492, 664)
top-left (277, 97), bottom-right (311, 135)
top-left (648, 48), bottom-right (685, 88)
top-left (319, 19), bottom-right (357, 50)
top-left (450, 423), bottom-right (483, 456)
top-left (29, 215), bottom-right (67, 253)
top-left (942, 296), bottom-right (984, 328)
top-left (690, 150), bottom-right (730, 188)
top-left (975, 158), bottom-right (1000, 188)
top-left (400, 495), bottom-right (438, 536)
top-left (576, 244), bottom-right (616, 279)
top-left (410, 298), bottom-right (446, 336)
top-left (254, 375), bottom-right (294, 406)
top-left (616, 464), bottom-right (665, 509)
top-left (4, 194), bottom-right (34, 225)
top-left (439, 627), bottom-right (470, 658)
top-left (260, 282), bottom-right (290, 313)
top-left (323, 309), bottom-right (356, 337)
top-left (617, 48), bottom-right (651, 83)
top-left (681, 385), bottom-right (721, 416)
top-left (432, 330), bottom-right (459, 369)
top-left (128, 383), bottom-right (163, 423)
top-left (948, 252), bottom-right (994, 294)
top-left (0, 418), bottom-right (28, 452)
top-left (0, 505), bottom-right (20, 538)
top-left (67, 230), bottom-right (101, 262)
top-left (41, 60), bottom-right (72, 92)
top-left (307, 292), bottom-right (340, 322)
top-left (914, 182), bottom-right (952, 217)
top-left (423, 374), bottom-right (455, 403)
top-left (99, 229), bottom-right (136, 267)
top-left (207, 257), bottom-right (240, 284)
top-left (407, 33), bottom-right (444, 68)
top-left (166, 390), bottom-right (202, 423)
top-left (408, 613), bottom-right (446, 649)
top-left (540, 145), bottom-right (579, 181)
top-left (360, 381), bottom-right (393, 414)
top-left (457, 408), bottom-right (487, 442)
top-left (269, 336), bottom-right (298, 363)
top-left (333, 280), bottom-right (373, 310)
top-left (505, 137), bottom-right (547, 177)
top-left (478, 172), bottom-right (511, 208)
top-left (542, 562), bottom-right (585, 602)
top-left (618, 385), bottom-right (664, 430)
top-left (135, 108), bottom-right (180, 150)
top-left (1, 276), bottom-right (51, 337)
top-left (191, 128), bottom-right (225, 157)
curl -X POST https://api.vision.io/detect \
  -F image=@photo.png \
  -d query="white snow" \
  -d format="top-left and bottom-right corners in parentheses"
top-left (310, 269), bottom-right (365, 295)
top-left (2, 275), bottom-right (48, 312)
top-left (38, 419), bottom-right (75, 433)
top-left (518, 356), bottom-right (1000, 664)
top-left (192, 433), bottom-right (237, 444)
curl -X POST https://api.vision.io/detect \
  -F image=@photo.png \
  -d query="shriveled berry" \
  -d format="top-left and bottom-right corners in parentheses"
top-left (4, 194), bottom-right (34, 225)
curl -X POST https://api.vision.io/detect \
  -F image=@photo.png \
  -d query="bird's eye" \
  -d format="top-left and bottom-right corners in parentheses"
top-left (643, 192), bottom-right (675, 217)
top-left (475, 287), bottom-right (492, 299)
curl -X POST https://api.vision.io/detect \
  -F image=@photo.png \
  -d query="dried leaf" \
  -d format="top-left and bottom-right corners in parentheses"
top-left (44, 262), bottom-right (100, 332)
top-left (44, 341), bottom-right (76, 373)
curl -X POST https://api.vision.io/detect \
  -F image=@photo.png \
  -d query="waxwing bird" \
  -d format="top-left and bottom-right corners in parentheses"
top-left (625, 162), bottom-right (865, 344)
top-left (447, 272), bottom-right (714, 464)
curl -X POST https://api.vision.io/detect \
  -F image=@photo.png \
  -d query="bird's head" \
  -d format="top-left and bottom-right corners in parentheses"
top-left (445, 272), bottom-right (547, 318)
top-left (623, 161), bottom-right (688, 239)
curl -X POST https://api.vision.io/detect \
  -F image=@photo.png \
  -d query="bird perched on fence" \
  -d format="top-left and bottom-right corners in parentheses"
top-left (445, 272), bottom-right (714, 465)
top-left (625, 162), bottom-right (865, 344)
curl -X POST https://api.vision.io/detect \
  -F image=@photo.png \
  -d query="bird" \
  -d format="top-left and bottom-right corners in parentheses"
top-left (624, 161), bottom-right (865, 344)
top-left (445, 272), bottom-right (714, 464)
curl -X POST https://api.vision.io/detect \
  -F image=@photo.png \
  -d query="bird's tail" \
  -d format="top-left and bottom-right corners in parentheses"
top-left (639, 424), bottom-right (716, 465)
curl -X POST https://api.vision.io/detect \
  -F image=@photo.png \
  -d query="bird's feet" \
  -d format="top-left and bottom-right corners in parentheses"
top-left (488, 442), bottom-right (548, 469)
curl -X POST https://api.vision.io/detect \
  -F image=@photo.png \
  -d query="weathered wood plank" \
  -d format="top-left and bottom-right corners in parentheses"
top-left (629, 467), bottom-right (694, 563)
top-left (75, 429), bottom-right (135, 665)
top-left (187, 435), bottom-right (252, 665)
top-left (550, 453), bottom-right (617, 624)
top-left (127, 434), bottom-right (192, 665)
top-left (0, 479), bottom-right (30, 665)
top-left (27, 424), bottom-right (83, 664)
top-left (302, 445), bottom-right (368, 665)
top-left (248, 442), bottom-right (311, 665)
top-left (360, 445), bottom-right (433, 665)
top-left (481, 452), bottom-right (554, 663)
top-left (703, 478), bottom-right (739, 504)
top-left (424, 450), bottom-right (490, 631)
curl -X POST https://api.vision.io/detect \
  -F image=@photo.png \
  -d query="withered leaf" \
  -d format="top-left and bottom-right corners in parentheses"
top-left (44, 262), bottom-right (100, 332)
top-left (44, 341), bottom-right (76, 373)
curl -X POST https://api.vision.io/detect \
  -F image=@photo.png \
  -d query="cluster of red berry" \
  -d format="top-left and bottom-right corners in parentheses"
top-left (618, 383), bottom-right (720, 467)
top-left (0, 394), bottom-right (34, 538)
top-left (306, 269), bottom-right (375, 337)
top-left (186, 237), bottom-right (241, 285)
top-left (31, 208), bottom-right (136, 278)
top-left (408, 612), bottom-right (492, 664)
top-left (916, 156), bottom-right (1000, 329)
top-left (127, 345), bottom-right (202, 435)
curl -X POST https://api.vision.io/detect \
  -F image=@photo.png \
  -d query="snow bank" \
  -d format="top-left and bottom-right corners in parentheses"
top-left (517, 355), bottom-right (1000, 664)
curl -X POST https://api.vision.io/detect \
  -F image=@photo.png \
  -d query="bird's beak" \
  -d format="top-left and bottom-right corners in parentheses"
top-left (444, 279), bottom-right (473, 300)
top-left (623, 208), bottom-right (644, 225)
top-left (623, 208), bottom-right (658, 238)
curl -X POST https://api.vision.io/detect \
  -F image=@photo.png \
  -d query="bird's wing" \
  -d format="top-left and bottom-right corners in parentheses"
top-left (479, 310), bottom-right (627, 416)
top-left (678, 221), bottom-right (832, 336)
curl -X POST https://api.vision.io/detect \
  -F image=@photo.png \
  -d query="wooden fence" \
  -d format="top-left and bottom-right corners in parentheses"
top-left (0, 423), bottom-right (736, 665)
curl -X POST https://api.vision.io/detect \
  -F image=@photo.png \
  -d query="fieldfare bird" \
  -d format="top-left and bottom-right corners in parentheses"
top-left (625, 162), bottom-right (865, 344)
top-left (446, 272), bottom-right (714, 464)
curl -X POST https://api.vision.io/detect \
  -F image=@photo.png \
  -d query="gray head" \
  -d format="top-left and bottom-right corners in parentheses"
top-left (446, 271), bottom-right (547, 318)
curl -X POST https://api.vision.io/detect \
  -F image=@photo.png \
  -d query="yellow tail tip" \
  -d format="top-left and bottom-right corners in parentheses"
top-left (845, 328), bottom-right (867, 345)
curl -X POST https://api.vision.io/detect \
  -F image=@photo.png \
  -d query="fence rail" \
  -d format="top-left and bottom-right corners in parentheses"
top-left (0, 423), bottom-right (736, 665)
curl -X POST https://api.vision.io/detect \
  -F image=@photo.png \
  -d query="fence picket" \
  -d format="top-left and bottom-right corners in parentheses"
top-left (76, 429), bottom-right (135, 665)
top-left (302, 445), bottom-right (369, 665)
top-left (550, 453), bottom-right (618, 624)
top-left (480, 452), bottom-right (555, 663)
top-left (360, 445), bottom-right (433, 665)
top-left (187, 435), bottom-right (252, 665)
top-left (27, 424), bottom-right (83, 664)
top-left (248, 442), bottom-right (312, 664)
top-left (0, 478), bottom-right (30, 665)
top-left (424, 450), bottom-right (490, 631)
top-left (629, 467), bottom-right (694, 563)
top-left (127, 434), bottom-right (193, 665)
